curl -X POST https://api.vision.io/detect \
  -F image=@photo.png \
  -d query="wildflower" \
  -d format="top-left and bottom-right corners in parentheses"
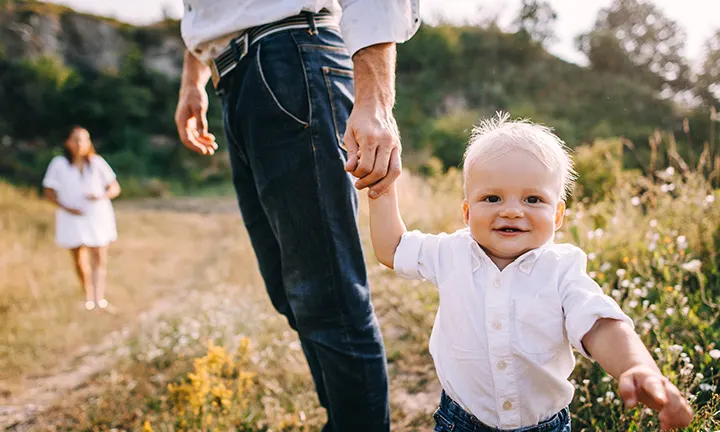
top-left (594, 229), bottom-right (604, 238)
top-left (705, 195), bottom-right (715, 204)
top-left (633, 277), bottom-right (641, 284)
top-left (694, 345), bottom-right (703, 354)
top-left (600, 262), bottom-right (612, 272)
top-left (665, 166), bottom-right (675, 176)
top-left (628, 300), bottom-right (638, 308)
top-left (631, 197), bottom-right (641, 206)
top-left (589, 271), bottom-right (597, 279)
top-left (669, 345), bottom-right (684, 355)
top-left (587, 231), bottom-right (595, 240)
top-left (709, 349), bottom-right (720, 360)
top-left (582, 379), bottom-right (590, 385)
top-left (649, 219), bottom-right (658, 227)
top-left (588, 252), bottom-right (596, 261)
top-left (699, 384), bottom-right (717, 392)
top-left (676, 235), bottom-right (688, 250)
top-left (621, 280), bottom-right (630, 288)
top-left (681, 259), bottom-right (702, 273)
top-left (601, 376), bottom-right (611, 383)
top-left (660, 184), bottom-right (669, 193)
top-left (606, 391), bottom-right (615, 400)
top-left (666, 308), bottom-right (675, 316)
top-left (612, 289), bottom-right (621, 298)
top-left (616, 269), bottom-right (626, 277)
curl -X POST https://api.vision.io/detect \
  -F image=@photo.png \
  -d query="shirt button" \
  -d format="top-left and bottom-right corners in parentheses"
top-left (492, 321), bottom-right (502, 330)
top-left (497, 360), bottom-right (507, 370)
top-left (503, 401), bottom-right (513, 410)
top-left (494, 279), bottom-right (501, 288)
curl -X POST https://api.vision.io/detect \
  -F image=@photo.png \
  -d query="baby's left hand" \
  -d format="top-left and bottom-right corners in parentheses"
top-left (618, 365), bottom-right (693, 430)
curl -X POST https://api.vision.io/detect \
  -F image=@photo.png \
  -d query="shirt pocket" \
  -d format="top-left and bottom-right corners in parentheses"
top-left (513, 294), bottom-right (565, 360)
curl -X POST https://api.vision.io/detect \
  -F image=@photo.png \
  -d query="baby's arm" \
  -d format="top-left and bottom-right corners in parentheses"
top-left (368, 184), bottom-right (406, 269)
top-left (583, 319), bottom-right (693, 430)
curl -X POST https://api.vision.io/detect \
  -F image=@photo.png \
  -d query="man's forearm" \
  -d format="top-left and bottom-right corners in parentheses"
top-left (582, 318), bottom-right (660, 379)
top-left (181, 50), bottom-right (212, 90)
top-left (352, 43), bottom-right (396, 107)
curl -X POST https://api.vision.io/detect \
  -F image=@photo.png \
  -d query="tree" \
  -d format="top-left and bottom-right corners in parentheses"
top-left (512, 0), bottom-right (558, 46)
top-left (576, 0), bottom-right (691, 93)
top-left (696, 30), bottom-right (720, 106)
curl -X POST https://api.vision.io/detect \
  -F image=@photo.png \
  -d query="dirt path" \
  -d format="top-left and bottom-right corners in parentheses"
top-left (0, 197), bottom-right (243, 430)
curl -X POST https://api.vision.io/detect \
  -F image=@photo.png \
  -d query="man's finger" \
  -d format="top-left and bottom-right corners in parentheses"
top-left (638, 376), bottom-right (668, 411)
top-left (343, 129), bottom-right (359, 173)
top-left (618, 373), bottom-right (638, 407)
top-left (352, 141), bottom-right (377, 179)
top-left (355, 143), bottom-right (391, 190)
top-left (368, 147), bottom-right (401, 198)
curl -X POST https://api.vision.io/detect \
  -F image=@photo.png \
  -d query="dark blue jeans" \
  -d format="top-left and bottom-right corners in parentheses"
top-left (219, 16), bottom-right (390, 432)
top-left (434, 391), bottom-right (571, 432)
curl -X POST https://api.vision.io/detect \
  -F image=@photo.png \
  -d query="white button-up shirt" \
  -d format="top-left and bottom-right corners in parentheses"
top-left (394, 228), bottom-right (633, 429)
top-left (181, 0), bottom-right (420, 62)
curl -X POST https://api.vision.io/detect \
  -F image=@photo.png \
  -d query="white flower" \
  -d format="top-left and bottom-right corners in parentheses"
top-left (681, 259), bottom-right (702, 273)
top-left (628, 300), bottom-right (639, 308)
top-left (601, 262), bottom-right (612, 272)
top-left (677, 236), bottom-right (688, 250)
top-left (669, 345), bottom-right (684, 355)
top-left (602, 376), bottom-right (612, 383)
top-left (589, 271), bottom-right (597, 279)
top-left (648, 242), bottom-right (657, 252)
top-left (633, 277), bottom-right (641, 284)
top-left (582, 379), bottom-right (590, 385)
top-left (666, 308), bottom-right (675, 316)
top-left (667, 183), bottom-right (676, 191)
top-left (579, 396), bottom-right (586, 403)
top-left (606, 391), bottom-right (615, 400)
top-left (699, 384), bottom-right (717, 392)
top-left (660, 184), bottom-right (669, 192)
top-left (694, 345), bottom-right (704, 353)
top-left (649, 219), bottom-right (658, 227)
top-left (594, 229), bottom-right (604, 238)
top-left (621, 280), bottom-right (631, 288)
top-left (709, 349), bottom-right (720, 360)
top-left (588, 252), bottom-right (597, 261)
top-left (705, 195), bottom-right (715, 204)
top-left (665, 166), bottom-right (675, 176)
top-left (616, 269), bottom-right (626, 277)
top-left (631, 197), bottom-right (641, 206)
top-left (612, 289), bottom-right (622, 298)
top-left (587, 230), bottom-right (595, 240)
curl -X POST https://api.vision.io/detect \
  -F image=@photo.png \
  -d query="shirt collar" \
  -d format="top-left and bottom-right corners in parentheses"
top-left (461, 228), bottom-right (551, 275)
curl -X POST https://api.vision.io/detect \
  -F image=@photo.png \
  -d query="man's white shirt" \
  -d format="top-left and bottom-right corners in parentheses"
top-left (180, 0), bottom-right (420, 62)
top-left (394, 228), bottom-right (633, 429)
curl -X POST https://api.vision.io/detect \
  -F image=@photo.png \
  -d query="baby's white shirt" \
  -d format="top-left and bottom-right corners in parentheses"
top-left (394, 228), bottom-right (633, 429)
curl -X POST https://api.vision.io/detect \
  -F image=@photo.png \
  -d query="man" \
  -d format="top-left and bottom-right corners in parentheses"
top-left (174, 2), bottom-right (419, 431)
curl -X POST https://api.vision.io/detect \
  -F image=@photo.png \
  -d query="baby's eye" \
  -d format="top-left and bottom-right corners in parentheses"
top-left (483, 195), bottom-right (501, 203)
top-left (526, 196), bottom-right (543, 204)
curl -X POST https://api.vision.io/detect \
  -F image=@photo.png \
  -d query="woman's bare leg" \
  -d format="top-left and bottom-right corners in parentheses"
top-left (89, 246), bottom-right (108, 306)
top-left (70, 246), bottom-right (93, 304)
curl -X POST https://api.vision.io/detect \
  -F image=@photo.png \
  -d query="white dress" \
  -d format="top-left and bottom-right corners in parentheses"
top-left (42, 155), bottom-right (118, 249)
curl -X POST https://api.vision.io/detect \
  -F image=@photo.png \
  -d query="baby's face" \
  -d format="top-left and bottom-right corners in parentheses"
top-left (463, 150), bottom-right (565, 269)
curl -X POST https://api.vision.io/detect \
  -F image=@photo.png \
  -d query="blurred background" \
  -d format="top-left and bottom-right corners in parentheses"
top-left (0, 1), bottom-right (718, 431)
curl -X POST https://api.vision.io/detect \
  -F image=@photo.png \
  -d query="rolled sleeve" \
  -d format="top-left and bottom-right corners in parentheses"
top-left (560, 248), bottom-right (634, 360)
top-left (338, 0), bottom-right (420, 56)
top-left (393, 230), bottom-right (426, 280)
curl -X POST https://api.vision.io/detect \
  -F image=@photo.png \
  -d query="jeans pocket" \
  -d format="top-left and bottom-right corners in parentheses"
top-left (433, 408), bottom-right (456, 431)
top-left (321, 66), bottom-right (354, 151)
top-left (256, 36), bottom-right (310, 127)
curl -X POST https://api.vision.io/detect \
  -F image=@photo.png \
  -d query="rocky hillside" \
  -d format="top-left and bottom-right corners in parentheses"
top-left (0, 2), bottom-right (183, 78)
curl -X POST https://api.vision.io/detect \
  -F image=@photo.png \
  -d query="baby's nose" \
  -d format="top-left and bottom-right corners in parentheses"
top-left (499, 206), bottom-right (524, 218)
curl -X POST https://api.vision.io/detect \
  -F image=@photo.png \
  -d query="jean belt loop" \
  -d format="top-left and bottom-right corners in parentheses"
top-left (305, 11), bottom-right (317, 35)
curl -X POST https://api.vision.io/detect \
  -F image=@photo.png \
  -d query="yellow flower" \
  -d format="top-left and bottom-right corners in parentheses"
top-left (142, 420), bottom-right (154, 432)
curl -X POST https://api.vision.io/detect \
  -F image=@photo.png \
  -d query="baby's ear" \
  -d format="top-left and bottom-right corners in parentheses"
top-left (462, 199), bottom-right (470, 226)
top-left (554, 201), bottom-right (566, 230)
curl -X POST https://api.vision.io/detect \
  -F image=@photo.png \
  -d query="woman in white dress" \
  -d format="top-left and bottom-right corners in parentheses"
top-left (42, 126), bottom-right (121, 311)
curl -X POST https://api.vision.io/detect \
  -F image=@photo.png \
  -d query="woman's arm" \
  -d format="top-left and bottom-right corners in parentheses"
top-left (368, 184), bottom-right (406, 269)
top-left (44, 187), bottom-right (82, 215)
top-left (105, 180), bottom-right (121, 200)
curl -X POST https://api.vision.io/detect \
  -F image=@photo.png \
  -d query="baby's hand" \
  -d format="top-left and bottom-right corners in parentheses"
top-left (618, 365), bottom-right (693, 430)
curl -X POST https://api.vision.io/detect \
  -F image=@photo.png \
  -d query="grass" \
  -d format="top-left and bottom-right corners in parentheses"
top-left (1, 135), bottom-right (719, 431)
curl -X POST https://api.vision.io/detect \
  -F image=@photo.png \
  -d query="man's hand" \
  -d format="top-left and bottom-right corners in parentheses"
top-left (175, 50), bottom-right (217, 156)
top-left (175, 85), bottom-right (218, 155)
top-left (345, 43), bottom-right (401, 198)
top-left (618, 365), bottom-right (693, 430)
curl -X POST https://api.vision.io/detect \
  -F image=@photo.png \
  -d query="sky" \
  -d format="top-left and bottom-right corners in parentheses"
top-left (48, 0), bottom-right (720, 66)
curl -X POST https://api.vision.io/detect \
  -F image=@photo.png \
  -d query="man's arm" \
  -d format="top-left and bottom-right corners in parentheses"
top-left (344, 43), bottom-right (401, 198)
top-left (583, 319), bottom-right (693, 430)
top-left (174, 50), bottom-right (218, 155)
top-left (368, 184), bottom-right (406, 268)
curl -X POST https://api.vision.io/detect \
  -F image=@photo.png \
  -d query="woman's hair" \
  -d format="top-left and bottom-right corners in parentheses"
top-left (62, 125), bottom-right (97, 165)
top-left (462, 112), bottom-right (577, 201)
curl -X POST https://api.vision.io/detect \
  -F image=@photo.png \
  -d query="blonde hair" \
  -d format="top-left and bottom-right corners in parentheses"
top-left (462, 112), bottom-right (577, 200)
